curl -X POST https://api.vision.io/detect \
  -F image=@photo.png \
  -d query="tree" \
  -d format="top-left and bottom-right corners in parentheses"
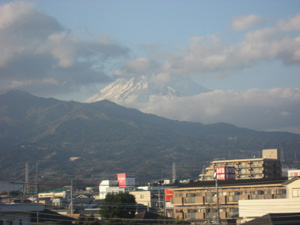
top-left (99, 192), bottom-right (137, 220)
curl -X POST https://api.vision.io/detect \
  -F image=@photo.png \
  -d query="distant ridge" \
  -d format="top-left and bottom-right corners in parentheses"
top-left (0, 91), bottom-right (299, 182)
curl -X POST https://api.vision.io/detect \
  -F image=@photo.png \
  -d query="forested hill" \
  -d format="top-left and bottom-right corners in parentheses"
top-left (0, 90), bottom-right (299, 183)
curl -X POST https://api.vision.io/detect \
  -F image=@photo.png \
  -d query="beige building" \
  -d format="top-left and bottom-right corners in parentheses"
top-left (130, 186), bottom-right (167, 210)
top-left (130, 190), bottom-right (152, 208)
top-left (199, 149), bottom-right (281, 181)
top-left (239, 178), bottom-right (300, 223)
top-left (170, 177), bottom-right (297, 224)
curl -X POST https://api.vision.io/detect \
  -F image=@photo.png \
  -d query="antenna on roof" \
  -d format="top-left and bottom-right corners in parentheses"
top-left (202, 165), bottom-right (206, 175)
top-left (24, 163), bottom-right (29, 196)
top-left (281, 147), bottom-right (285, 162)
top-left (172, 163), bottom-right (176, 183)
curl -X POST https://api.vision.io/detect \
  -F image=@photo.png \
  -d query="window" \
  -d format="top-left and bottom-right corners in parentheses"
top-left (140, 194), bottom-right (144, 199)
top-left (19, 220), bottom-right (22, 225)
top-left (241, 162), bottom-right (247, 167)
top-left (185, 197), bottom-right (195, 203)
top-left (206, 196), bottom-right (213, 203)
top-left (241, 169), bottom-right (248, 174)
top-left (228, 195), bottom-right (239, 202)
top-left (186, 193), bottom-right (196, 197)
top-left (219, 191), bottom-right (227, 196)
top-left (0, 220), bottom-right (3, 225)
top-left (241, 191), bottom-right (248, 195)
top-left (292, 188), bottom-right (300, 197)
top-left (7, 221), bottom-right (13, 225)
top-left (175, 193), bottom-right (183, 197)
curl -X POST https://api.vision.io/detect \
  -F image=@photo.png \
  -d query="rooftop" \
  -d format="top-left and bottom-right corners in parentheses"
top-left (172, 177), bottom-right (289, 189)
top-left (211, 157), bottom-right (280, 163)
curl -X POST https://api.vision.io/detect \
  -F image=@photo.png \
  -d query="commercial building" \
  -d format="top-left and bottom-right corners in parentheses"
top-left (199, 149), bottom-right (281, 181)
top-left (38, 188), bottom-right (70, 207)
top-left (38, 188), bottom-right (70, 199)
top-left (99, 173), bottom-right (135, 199)
top-left (170, 177), bottom-right (299, 224)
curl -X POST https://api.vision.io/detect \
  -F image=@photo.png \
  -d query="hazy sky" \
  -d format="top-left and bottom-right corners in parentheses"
top-left (1, 1), bottom-right (300, 133)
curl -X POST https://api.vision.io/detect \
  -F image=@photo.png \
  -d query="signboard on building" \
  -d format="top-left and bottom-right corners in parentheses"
top-left (217, 166), bottom-right (235, 180)
top-left (117, 173), bottom-right (135, 187)
top-left (117, 173), bottom-right (127, 187)
top-left (165, 189), bottom-right (174, 202)
top-left (288, 170), bottom-right (300, 180)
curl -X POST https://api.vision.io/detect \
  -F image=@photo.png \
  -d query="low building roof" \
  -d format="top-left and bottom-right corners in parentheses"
top-left (172, 177), bottom-right (289, 189)
top-left (0, 203), bottom-right (44, 212)
top-left (211, 158), bottom-right (279, 163)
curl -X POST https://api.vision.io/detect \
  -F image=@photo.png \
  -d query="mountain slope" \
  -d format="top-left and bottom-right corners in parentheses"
top-left (85, 76), bottom-right (181, 103)
top-left (0, 91), bottom-right (299, 183)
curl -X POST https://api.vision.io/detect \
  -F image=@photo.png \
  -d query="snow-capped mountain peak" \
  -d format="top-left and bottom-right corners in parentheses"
top-left (85, 76), bottom-right (180, 104)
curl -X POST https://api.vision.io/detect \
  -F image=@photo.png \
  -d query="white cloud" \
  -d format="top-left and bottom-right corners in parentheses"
top-left (122, 88), bottom-right (300, 133)
top-left (0, 1), bottom-right (35, 29)
top-left (150, 73), bottom-right (171, 87)
top-left (114, 57), bottom-right (160, 77)
top-left (163, 22), bottom-right (300, 78)
top-left (38, 33), bottom-right (79, 67)
top-left (0, 1), bottom-right (128, 97)
top-left (278, 14), bottom-right (300, 31)
top-left (232, 14), bottom-right (263, 30)
top-left (110, 13), bottom-right (300, 88)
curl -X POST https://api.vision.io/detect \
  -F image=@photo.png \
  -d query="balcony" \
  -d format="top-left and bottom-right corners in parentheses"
top-left (185, 197), bottom-right (195, 204)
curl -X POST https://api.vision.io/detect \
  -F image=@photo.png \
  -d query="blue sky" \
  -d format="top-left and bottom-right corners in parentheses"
top-left (32, 0), bottom-right (300, 90)
top-left (0, 0), bottom-right (300, 133)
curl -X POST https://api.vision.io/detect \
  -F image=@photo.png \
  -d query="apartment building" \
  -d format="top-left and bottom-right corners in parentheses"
top-left (239, 177), bottom-right (300, 223)
top-left (170, 177), bottom-right (293, 224)
top-left (199, 149), bottom-right (281, 181)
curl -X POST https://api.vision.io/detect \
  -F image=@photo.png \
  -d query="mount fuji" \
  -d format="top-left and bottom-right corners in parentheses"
top-left (85, 76), bottom-right (210, 104)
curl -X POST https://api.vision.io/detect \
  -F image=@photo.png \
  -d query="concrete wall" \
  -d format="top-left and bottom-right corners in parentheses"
top-left (286, 179), bottom-right (300, 198)
top-left (239, 198), bottom-right (300, 218)
top-left (130, 190), bottom-right (151, 207)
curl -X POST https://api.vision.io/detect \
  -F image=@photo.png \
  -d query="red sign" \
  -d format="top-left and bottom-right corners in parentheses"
top-left (117, 173), bottom-right (126, 187)
top-left (165, 189), bottom-right (174, 202)
top-left (216, 166), bottom-right (235, 180)
top-left (217, 166), bottom-right (235, 174)
top-left (217, 173), bottom-right (236, 180)
top-left (288, 170), bottom-right (300, 179)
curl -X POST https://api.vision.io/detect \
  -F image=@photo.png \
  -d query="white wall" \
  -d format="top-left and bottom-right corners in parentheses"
top-left (239, 198), bottom-right (300, 218)
top-left (286, 178), bottom-right (300, 198)
top-left (130, 190), bottom-right (151, 207)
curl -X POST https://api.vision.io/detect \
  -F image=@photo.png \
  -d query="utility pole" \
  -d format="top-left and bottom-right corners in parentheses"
top-left (24, 163), bottom-right (29, 197)
top-left (214, 171), bottom-right (220, 225)
top-left (172, 163), bottom-right (176, 183)
top-left (158, 187), bottom-right (161, 210)
top-left (164, 191), bottom-right (167, 218)
top-left (70, 180), bottom-right (73, 215)
top-left (36, 182), bottom-right (39, 224)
